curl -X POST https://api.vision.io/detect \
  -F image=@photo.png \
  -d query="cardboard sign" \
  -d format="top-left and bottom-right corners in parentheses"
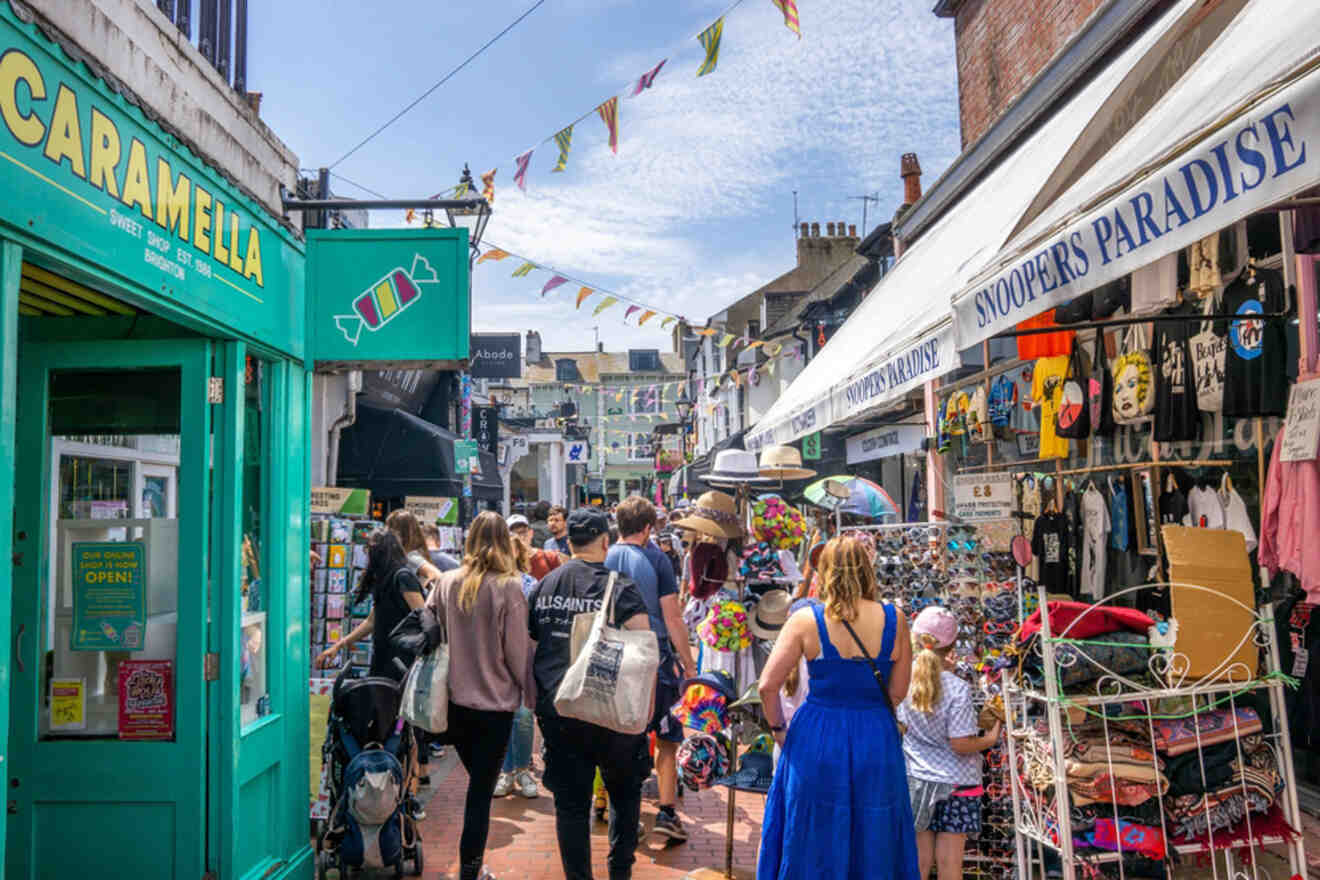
top-left (117, 660), bottom-right (174, 740)
top-left (404, 495), bottom-right (458, 525)
top-left (953, 472), bottom-right (1015, 521)
top-left (1280, 377), bottom-right (1320, 462)
top-left (310, 486), bottom-right (371, 515)
top-left (72, 542), bottom-right (146, 651)
top-left (50, 678), bottom-right (86, 732)
top-left (1164, 526), bottom-right (1257, 683)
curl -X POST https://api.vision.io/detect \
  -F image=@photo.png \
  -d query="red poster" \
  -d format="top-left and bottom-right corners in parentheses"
top-left (117, 659), bottom-right (174, 741)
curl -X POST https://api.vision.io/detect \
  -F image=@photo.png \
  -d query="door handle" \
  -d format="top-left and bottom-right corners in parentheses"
top-left (14, 624), bottom-right (23, 673)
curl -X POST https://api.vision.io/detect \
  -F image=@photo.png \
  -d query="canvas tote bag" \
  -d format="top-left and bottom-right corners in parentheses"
top-left (556, 572), bottom-right (659, 734)
top-left (1111, 324), bottom-right (1156, 425)
top-left (1054, 339), bottom-right (1090, 439)
top-left (399, 601), bottom-right (450, 734)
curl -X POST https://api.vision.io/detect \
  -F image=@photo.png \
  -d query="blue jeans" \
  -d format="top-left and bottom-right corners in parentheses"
top-left (502, 706), bottom-right (535, 773)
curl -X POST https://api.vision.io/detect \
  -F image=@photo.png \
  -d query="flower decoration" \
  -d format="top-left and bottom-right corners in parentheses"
top-left (697, 600), bottom-right (753, 652)
top-left (751, 494), bottom-right (808, 550)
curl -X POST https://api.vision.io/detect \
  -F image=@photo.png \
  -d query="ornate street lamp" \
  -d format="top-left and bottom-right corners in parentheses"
top-left (444, 164), bottom-right (492, 260)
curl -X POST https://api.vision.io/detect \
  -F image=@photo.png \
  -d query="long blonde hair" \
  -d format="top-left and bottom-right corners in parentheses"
top-left (456, 511), bottom-right (521, 612)
top-left (817, 536), bottom-right (877, 623)
top-left (908, 632), bottom-right (950, 714)
top-left (386, 509), bottom-right (428, 556)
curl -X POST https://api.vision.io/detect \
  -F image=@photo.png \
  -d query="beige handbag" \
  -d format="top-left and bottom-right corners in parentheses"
top-left (555, 572), bottom-right (659, 734)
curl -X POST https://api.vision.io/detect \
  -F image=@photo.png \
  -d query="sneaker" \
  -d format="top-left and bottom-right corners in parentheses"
top-left (652, 810), bottom-right (688, 842)
top-left (493, 773), bottom-right (513, 798)
top-left (417, 774), bottom-right (431, 787)
top-left (515, 770), bottom-right (539, 799)
top-left (428, 742), bottom-right (446, 758)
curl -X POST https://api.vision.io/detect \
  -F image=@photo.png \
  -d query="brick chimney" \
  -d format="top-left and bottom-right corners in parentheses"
top-left (901, 153), bottom-right (922, 207)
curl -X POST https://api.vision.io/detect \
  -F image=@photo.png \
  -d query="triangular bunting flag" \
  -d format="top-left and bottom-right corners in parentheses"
top-left (597, 97), bottom-right (620, 155)
top-left (717, 333), bottom-right (735, 348)
top-left (476, 248), bottom-right (508, 265)
top-left (551, 126), bottom-right (573, 172)
top-left (481, 168), bottom-right (497, 204)
top-left (696, 18), bottom-right (724, 77)
top-left (511, 262), bottom-right (536, 277)
top-left (770, 0), bottom-right (801, 38)
top-left (697, 328), bottom-right (717, 337)
top-left (630, 59), bottom-right (667, 97)
top-left (745, 340), bottom-right (764, 351)
top-left (593, 296), bottom-right (619, 316)
top-left (576, 287), bottom-right (593, 309)
top-left (767, 342), bottom-right (784, 357)
top-left (454, 180), bottom-right (469, 198)
top-left (766, 359), bottom-right (777, 376)
top-left (542, 275), bottom-right (568, 296)
top-left (638, 310), bottom-right (656, 325)
top-left (513, 149), bottom-right (533, 192)
top-left (625, 305), bottom-right (640, 321)
top-left (660, 317), bottom-right (676, 329)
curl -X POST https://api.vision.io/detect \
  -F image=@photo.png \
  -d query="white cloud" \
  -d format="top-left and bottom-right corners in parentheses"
top-left (470, 0), bottom-right (960, 350)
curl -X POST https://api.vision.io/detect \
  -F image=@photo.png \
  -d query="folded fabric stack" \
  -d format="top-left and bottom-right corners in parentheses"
top-left (1018, 602), bottom-right (1156, 695)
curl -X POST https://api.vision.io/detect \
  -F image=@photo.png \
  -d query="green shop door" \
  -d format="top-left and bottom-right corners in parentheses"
top-left (7, 339), bottom-right (212, 879)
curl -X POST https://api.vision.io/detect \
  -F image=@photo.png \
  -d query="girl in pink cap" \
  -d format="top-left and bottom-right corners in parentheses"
top-left (896, 607), bottom-right (1001, 880)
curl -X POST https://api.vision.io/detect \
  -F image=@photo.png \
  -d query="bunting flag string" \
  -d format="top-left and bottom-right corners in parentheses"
top-left (511, 261), bottom-right (536, 277)
top-left (476, 248), bottom-right (509, 265)
top-left (541, 275), bottom-right (568, 296)
top-left (696, 18), bottom-right (725, 77)
top-left (597, 97), bottom-right (620, 154)
top-left (481, 168), bottom-right (497, 204)
top-left (770, 0), bottom-right (800, 38)
top-left (513, 149), bottom-right (533, 192)
top-left (575, 287), bottom-right (593, 309)
top-left (551, 126), bottom-right (573, 172)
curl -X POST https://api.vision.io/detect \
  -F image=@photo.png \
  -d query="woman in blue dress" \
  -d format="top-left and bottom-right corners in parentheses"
top-left (757, 535), bottom-right (918, 879)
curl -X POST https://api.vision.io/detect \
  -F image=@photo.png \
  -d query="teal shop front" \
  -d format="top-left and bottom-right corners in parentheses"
top-left (0, 5), bottom-right (315, 879)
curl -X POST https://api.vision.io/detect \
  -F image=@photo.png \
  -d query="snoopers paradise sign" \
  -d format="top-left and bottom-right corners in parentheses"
top-left (309, 229), bottom-right (470, 366)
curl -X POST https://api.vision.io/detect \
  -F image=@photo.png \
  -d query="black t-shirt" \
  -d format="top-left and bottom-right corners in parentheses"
top-left (528, 559), bottom-right (649, 717)
top-left (1063, 490), bottom-right (1083, 598)
top-left (1031, 512), bottom-right (1070, 595)
top-left (1216, 268), bottom-right (1291, 417)
top-left (1153, 302), bottom-right (1201, 441)
top-left (1159, 489), bottom-right (1188, 525)
top-left (370, 566), bottom-right (423, 680)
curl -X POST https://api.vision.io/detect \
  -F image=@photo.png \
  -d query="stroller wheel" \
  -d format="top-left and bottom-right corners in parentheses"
top-left (315, 850), bottom-right (332, 880)
top-left (410, 846), bottom-right (424, 876)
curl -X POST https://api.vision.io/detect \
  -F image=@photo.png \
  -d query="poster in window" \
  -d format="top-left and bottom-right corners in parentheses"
top-left (117, 660), bottom-right (174, 741)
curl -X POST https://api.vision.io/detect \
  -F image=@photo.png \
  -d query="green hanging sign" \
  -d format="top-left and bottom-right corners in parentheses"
top-left (802, 431), bottom-right (822, 461)
top-left (454, 440), bottom-right (480, 475)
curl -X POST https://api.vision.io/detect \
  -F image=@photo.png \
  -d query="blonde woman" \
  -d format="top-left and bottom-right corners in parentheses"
top-left (757, 536), bottom-right (918, 879)
top-left (427, 511), bottom-right (530, 880)
top-left (896, 607), bottom-right (1001, 880)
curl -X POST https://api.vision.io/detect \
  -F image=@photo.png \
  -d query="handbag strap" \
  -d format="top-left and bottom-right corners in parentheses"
top-left (1092, 327), bottom-right (1108, 371)
top-left (597, 571), bottom-right (619, 628)
top-left (838, 617), bottom-right (893, 710)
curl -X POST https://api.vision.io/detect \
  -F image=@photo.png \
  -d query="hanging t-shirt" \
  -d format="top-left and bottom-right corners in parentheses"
top-left (1159, 488), bottom-right (1190, 526)
top-left (1219, 483), bottom-right (1257, 553)
top-left (1130, 253), bottom-right (1179, 314)
top-left (1216, 267), bottom-right (1291, 417)
top-left (1187, 234), bottom-right (1221, 297)
top-left (1109, 477), bottom-right (1131, 552)
top-left (1011, 363), bottom-right (1039, 435)
top-left (988, 374), bottom-right (1015, 428)
top-left (966, 385), bottom-right (989, 443)
top-left (1032, 355), bottom-right (1071, 459)
top-left (944, 391), bottom-right (969, 437)
top-left (1018, 474), bottom-right (1042, 520)
top-left (1153, 302), bottom-right (1202, 442)
top-left (1016, 311), bottom-right (1075, 359)
top-left (1081, 485), bottom-right (1111, 600)
top-left (1186, 485), bottom-right (1225, 529)
top-left (1032, 512), bottom-right (1070, 595)
top-left (1063, 489), bottom-right (1083, 597)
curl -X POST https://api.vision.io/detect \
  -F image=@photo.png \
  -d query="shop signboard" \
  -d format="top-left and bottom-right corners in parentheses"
top-left (71, 541), bottom-right (146, 651)
top-left (0, 6), bottom-right (304, 354)
top-left (117, 659), bottom-right (174, 741)
top-left (845, 424), bottom-right (926, 464)
top-left (566, 441), bottom-right (589, 464)
top-left (310, 486), bottom-right (371, 515)
top-left (953, 472), bottom-right (1015, 521)
top-left (308, 228), bottom-right (470, 366)
top-left (1280, 377), bottom-right (1320, 462)
top-left (469, 334), bottom-right (522, 379)
top-left (474, 405), bottom-right (499, 455)
top-left (454, 440), bottom-right (480, 474)
top-left (404, 495), bottom-right (458, 525)
top-left (831, 324), bottom-right (960, 426)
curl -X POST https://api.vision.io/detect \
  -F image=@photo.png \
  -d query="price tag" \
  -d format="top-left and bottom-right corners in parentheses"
top-left (1293, 648), bottom-right (1309, 679)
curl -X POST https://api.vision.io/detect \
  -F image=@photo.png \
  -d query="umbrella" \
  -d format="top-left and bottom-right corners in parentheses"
top-left (802, 475), bottom-right (899, 520)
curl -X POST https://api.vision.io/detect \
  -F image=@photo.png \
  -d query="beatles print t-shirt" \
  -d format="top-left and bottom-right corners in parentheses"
top-left (1216, 268), bottom-right (1291, 417)
top-left (1031, 512), bottom-right (1070, 595)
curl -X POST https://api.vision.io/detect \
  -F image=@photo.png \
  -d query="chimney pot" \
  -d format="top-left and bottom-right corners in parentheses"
top-left (811, 222), bottom-right (820, 237)
top-left (837, 221), bottom-right (846, 236)
top-left (826, 222), bottom-right (835, 237)
top-left (849, 224), bottom-right (857, 237)
top-left (901, 152), bottom-right (923, 205)
top-left (799, 222), bottom-right (809, 238)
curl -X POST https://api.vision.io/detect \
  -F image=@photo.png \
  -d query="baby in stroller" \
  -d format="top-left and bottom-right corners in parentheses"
top-left (315, 666), bottom-right (424, 878)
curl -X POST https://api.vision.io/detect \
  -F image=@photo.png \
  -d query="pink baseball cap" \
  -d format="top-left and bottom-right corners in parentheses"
top-left (911, 607), bottom-right (958, 649)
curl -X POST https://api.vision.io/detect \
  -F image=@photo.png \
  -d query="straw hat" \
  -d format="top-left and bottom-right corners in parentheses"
top-left (758, 445), bottom-right (816, 480)
top-left (670, 490), bottom-right (744, 539)
top-left (748, 589), bottom-right (793, 640)
top-left (702, 450), bottom-right (772, 485)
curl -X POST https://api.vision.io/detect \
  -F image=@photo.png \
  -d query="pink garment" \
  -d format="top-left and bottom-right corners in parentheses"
top-left (1260, 427), bottom-right (1320, 602)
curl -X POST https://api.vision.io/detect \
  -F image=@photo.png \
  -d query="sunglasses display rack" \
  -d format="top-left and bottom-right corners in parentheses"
top-left (852, 519), bottom-right (1025, 880)
top-left (1000, 583), bottom-right (1308, 880)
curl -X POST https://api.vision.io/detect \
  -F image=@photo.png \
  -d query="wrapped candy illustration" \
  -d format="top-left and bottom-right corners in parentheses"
top-left (334, 254), bottom-right (439, 346)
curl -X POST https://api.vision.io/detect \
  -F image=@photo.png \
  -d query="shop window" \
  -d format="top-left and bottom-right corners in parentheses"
top-left (630, 433), bottom-right (654, 462)
top-left (241, 358), bottom-right (271, 728)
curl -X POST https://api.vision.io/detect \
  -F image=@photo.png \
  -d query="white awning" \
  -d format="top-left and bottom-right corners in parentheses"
top-left (953, 0), bottom-right (1320, 348)
top-left (748, 0), bottom-right (1193, 451)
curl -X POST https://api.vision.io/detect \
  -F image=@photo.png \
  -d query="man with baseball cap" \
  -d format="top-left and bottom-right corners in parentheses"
top-left (528, 508), bottom-right (654, 880)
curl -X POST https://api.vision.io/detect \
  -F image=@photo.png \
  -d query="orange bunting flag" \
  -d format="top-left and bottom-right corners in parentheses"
top-left (576, 287), bottom-right (593, 309)
top-left (476, 248), bottom-right (509, 265)
top-left (481, 168), bottom-right (497, 204)
top-left (639, 311), bottom-right (657, 325)
top-left (697, 328), bottom-right (717, 337)
top-left (597, 97), bottom-right (620, 154)
top-left (745, 340), bottom-right (765, 351)
top-left (593, 296), bottom-right (619, 316)
top-left (771, 0), bottom-right (801, 37)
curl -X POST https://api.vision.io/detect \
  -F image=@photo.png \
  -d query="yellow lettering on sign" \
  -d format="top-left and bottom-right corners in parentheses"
top-left (88, 107), bottom-right (120, 198)
top-left (243, 226), bottom-right (263, 287)
top-left (120, 138), bottom-right (152, 221)
top-left (42, 83), bottom-right (85, 178)
top-left (0, 49), bottom-right (45, 146)
top-left (227, 211), bottom-right (243, 271)
top-left (212, 200), bottom-right (228, 263)
top-left (193, 184), bottom-right (212, 254)
top-left (155, 158), bottom-right (189, 242)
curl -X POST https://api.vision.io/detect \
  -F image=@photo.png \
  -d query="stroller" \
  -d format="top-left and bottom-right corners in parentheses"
top-left (315, 665), bottom-right (424, 878)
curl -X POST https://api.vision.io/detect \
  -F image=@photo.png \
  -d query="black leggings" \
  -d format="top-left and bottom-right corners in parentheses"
top-left (446, 702), bottom-right (515, 880)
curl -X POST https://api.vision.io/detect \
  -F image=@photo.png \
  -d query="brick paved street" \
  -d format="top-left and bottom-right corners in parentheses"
top-left (415, 749), bottom-right (763, 879)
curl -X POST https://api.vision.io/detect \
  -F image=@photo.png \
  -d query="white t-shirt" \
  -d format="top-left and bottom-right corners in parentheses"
top-left (1186, 486), bottom-right (1225, 529)
top-left (1219, 485), bottom-right (1258, 552)
top-left (967, 385), bottom-right (989, 443)
top-left (1130, 253), bottom-right (1179, 314)
top-left (1080, 485), bottom-right (1111, 600)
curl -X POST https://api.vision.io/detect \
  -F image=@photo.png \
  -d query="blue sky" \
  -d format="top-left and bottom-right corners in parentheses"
top-left (249, 0), bottom-right (960, 351)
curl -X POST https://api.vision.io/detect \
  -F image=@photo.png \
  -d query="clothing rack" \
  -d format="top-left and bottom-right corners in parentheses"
top-left (958, 458), bottom-right (1235, 476)
top-left (990, 311), bottom-right (1291, 341)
